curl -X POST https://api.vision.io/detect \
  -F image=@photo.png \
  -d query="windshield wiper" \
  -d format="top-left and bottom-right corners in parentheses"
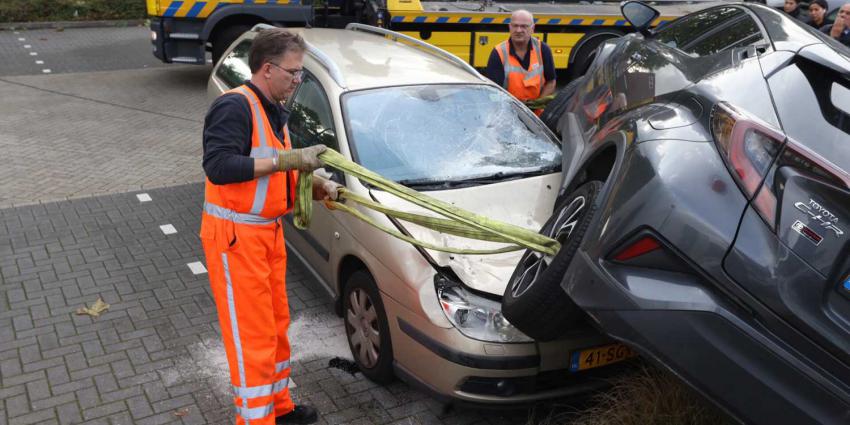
top-left (397, 166), bottom-right (560, 190)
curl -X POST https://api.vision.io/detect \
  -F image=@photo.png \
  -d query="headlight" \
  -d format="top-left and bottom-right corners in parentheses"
top-left (150, 31), bottom-right (157, 41)
top-left (435, 274), bottom-right (533, 343)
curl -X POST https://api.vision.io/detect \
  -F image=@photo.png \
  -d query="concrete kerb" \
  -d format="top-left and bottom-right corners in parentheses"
top-left (0, 19), bottom-right (147, 31)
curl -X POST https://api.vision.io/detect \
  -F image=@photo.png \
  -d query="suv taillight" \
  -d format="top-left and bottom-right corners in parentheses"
top-left (711, 102), bottom-right (785, 229)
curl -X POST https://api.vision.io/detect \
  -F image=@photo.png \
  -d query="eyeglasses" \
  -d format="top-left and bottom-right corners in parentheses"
top-left (269, 62), bottom-right (303, 79)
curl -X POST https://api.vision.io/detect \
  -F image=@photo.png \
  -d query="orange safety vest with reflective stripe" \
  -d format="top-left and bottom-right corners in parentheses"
top-left (496, 38), bottom-right (545, 103)
top-left (202, 85), bottom-right (298, 225)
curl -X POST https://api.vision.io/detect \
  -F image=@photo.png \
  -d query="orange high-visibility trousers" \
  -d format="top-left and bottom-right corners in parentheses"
top-left (202, 215), bottom-right (294, 425)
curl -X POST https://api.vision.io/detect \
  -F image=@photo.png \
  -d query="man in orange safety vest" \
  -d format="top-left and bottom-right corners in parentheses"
top-left (485, 9), bottom-right (557, 115)
top-left (200, 28), bottom-right (339, 425)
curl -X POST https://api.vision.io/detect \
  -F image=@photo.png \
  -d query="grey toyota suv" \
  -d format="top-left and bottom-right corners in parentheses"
top-left (503, 2), bottom-right (850, 424)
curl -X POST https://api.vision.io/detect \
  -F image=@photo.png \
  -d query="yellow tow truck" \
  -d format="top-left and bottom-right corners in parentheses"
top-left (147, 0), bottom-right (716, 75)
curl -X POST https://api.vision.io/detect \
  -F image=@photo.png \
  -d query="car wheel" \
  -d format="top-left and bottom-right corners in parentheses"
top-left (343, 270), bottom-right (394, 384)
top-left (212, 25), bottom-right (252, 65)
top-left (501, 180), bottom-right (603, 341)
top-left (539, 77), bottom-right (583, 135)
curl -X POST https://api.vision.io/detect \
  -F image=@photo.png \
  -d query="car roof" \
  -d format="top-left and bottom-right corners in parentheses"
top-left (264, 27), bottom-right (491, 91)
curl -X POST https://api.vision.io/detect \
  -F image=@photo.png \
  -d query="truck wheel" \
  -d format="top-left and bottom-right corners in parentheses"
top-left (343, 270), bottom-right (395, 384)
top-left (539, 77), bottom-right (583, 135)
top-left (212, 25), bottom-right (252, 65)
top-left (568, 32), bottom-right (621, 80)
top-left (501, 181), bottom-right (603, 341)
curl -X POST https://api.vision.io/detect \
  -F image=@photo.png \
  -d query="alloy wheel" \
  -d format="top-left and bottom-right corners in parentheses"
top-left (509, 195), bottom-right (586, 298)
top-left (346, 288), bottom-right (381, 368)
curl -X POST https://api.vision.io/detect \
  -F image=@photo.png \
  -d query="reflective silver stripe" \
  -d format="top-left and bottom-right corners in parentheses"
top-left (272, 377), bottom-right (289, 394)
top-left (499, 42), bottom-right (511, 89)
top-left (532, 38), bottom-right (543, 73)
top-left (235, 403), bottom-right (275, 421)
top-left (275, 360), bottom-right (290, 373)
top-left (203, 202), bottom-right (277, 225)
top-left (235, 86), bottom-right (272, 216)
top-left (500, 40), bottom-right (545, 82)
top-left (250, 176), bottom-right (270, 215)
top-left (250, 146), bottom-right (277, 159)
top-left (232, 376), bottom-right (289, 399)
top-left (222, 253), bottom-right (250, 423)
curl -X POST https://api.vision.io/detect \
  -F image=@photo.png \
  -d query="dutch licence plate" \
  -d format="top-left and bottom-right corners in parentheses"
top-left (569, 343), bottom-right (636, 372)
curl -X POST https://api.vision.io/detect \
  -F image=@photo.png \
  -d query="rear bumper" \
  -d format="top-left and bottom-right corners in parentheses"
top-left (564, 248), bottom-right (850, 424)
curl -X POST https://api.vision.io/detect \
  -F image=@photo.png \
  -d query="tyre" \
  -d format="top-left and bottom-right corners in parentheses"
top-left (343, 270), bottom-right (394, 384)
top-left (539, 77), bottom-right (583, 135)
top-left (212, 25), bottom-right (252, 65)
top-left (502, 181), bottom-right (603, 341)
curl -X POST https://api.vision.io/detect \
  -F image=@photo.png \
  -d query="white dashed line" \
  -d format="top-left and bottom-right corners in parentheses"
top-left (42, 69), bottom-right (51, 74)
top-left (30, 52), bottom-right (37, 56)
top-left (35, 60), bottom-right (43, 65)
top-left (160, 224), bottom-right (177, 235)
top-left (14, 31), bottom-right (19, 34)
top-left (187, 262), bottom-right (208, 275)
top-left (17, 37), bottom-right (24, 41)
top-left (23, 45), bottom-right (31, 49)
top-left (136, 193), bottom-right (152, 202)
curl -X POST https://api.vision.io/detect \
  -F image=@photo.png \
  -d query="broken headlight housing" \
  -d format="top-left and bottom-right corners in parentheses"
top-left (435, 274), bottom-right (533, 343)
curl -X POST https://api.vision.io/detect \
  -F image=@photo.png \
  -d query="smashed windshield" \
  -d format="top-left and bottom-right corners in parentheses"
top-left (342, 84), bottom-right (561, 189)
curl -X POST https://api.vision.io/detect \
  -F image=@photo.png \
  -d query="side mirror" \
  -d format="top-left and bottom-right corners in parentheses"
top-left (621, 1), bottom-right (660, 36)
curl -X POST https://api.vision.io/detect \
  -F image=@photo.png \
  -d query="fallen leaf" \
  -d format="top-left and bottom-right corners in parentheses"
top-left (174, 408), bottom-right (190, 417)
top-left (75, 297), bottom-right (110, 317)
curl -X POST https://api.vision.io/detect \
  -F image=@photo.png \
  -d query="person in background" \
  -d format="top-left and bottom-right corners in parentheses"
top-left (822, 3), bottom-right (850, 45)
top-left (784, 0), bottom-right (803, 19)
top-left (485, 9), bottom-right (556, 115)
top-left (807, 0), bottom-right (832, 29)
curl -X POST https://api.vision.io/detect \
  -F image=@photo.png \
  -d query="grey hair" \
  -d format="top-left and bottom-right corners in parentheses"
top-left (248, 28), bottom-right (306, 73)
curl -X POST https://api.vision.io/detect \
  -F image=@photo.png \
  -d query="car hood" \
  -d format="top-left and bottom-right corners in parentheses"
top-left (369, 172), bottom-right (562, 296)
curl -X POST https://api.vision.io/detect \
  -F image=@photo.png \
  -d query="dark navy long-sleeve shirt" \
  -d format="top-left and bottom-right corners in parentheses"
top-left (484, 39), bottom-right (556, 89)
top-left (202, 81), bottom-right (291, 185)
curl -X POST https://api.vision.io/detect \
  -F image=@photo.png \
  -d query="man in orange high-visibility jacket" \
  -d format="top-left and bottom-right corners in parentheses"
top-left (485, 9), bottom-right (557, 115)
top-left (201, 28), bottom-right (339, 425)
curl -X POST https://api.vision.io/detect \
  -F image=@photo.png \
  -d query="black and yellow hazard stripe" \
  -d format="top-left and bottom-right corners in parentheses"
top-left (158, 0), bottom-right (301, 19)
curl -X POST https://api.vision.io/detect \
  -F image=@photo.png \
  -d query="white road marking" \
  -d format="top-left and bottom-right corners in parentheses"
top-left (35, 60), bottom-right (43, 65)
top-left (136, 193), bottom-right (152, 202)
top-left (17, 37), bottom-right (24, 41)
top-left (187, 262), bottom-right (208, 275)
top-left (160, 224), bottom-right (178, 235)
top-left (30, 52), bottom-right (37, 56)
top-left (42, 69), bottom-right (51, 74)
top-left (23, 44), bottom-right (31, 49)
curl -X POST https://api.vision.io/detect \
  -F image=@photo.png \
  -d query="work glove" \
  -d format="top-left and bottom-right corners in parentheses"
top-left (278, 144), bottom-right (327, 172)
top-left (313, 176), bottom-right (343, 201)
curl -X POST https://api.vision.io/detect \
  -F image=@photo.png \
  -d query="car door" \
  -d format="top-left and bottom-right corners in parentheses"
top-left (284, 70), bottom-right (341, 285)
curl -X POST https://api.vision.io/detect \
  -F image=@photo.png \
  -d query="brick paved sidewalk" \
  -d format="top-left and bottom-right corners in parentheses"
top-left (0, 184), bottom-right (530, 425)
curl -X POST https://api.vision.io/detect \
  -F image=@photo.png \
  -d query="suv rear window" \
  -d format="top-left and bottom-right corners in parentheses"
top-left (768, 58), bottom-right (850, 172)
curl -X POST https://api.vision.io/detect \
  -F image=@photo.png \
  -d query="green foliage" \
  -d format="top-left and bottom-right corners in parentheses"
top-left (0, 0), bottom-right (146, 23)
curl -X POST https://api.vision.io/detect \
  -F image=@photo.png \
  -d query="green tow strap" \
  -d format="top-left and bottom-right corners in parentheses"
top-left (293, 149), bottom-right (561, 256)
top-left (524, 94), bottom-right (556, 110)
